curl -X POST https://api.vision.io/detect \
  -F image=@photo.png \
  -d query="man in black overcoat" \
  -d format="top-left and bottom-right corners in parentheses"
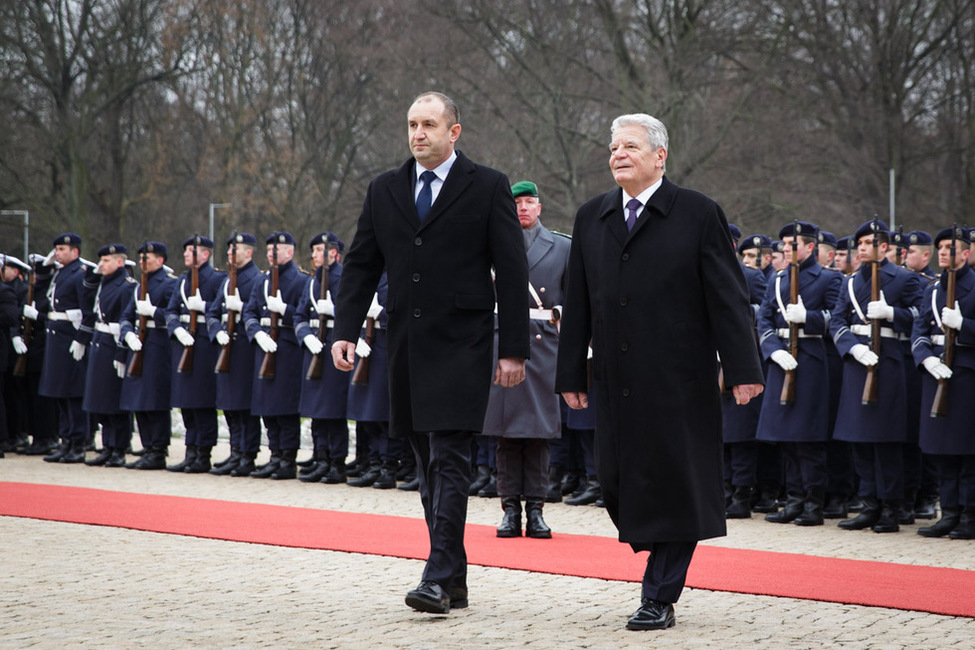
top-left (555, 113), bottom-right (764, 631)
top-left (332, 91), bottom-right (530, 615)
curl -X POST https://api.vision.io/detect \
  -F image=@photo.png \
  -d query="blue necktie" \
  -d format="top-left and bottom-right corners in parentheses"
top-left (416, 170), bottom-right (437, 222)
top-left (626, 198), bottom-right (641, 232)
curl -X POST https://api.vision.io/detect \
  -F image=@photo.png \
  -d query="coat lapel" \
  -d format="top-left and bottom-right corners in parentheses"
top-left (597, 189), bottom-right (627, 246)
top-left (387, 158), bottom-right (419, 229)
top-left (419, 151), bottom-right (475, 231)
top-left (527, 225), bottom-right (554, 270)
top-left (626, 176), bottom-right (678, 242)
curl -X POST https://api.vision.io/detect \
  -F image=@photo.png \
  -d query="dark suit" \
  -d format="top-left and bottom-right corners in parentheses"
top-left (334, 150), bottom-right (530, 593)
top-left (556, 176), bottom-right (764, 602)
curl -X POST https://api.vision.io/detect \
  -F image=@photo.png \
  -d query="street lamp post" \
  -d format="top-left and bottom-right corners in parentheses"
top-left (209, 203), bottom-right (231, 242)
top-left (1, 210), bottom-right (30, 260)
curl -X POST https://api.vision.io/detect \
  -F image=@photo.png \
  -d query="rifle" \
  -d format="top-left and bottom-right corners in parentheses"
top-left (12, 266), bottom-right (35, 377)
top-left (931, 224), bottom-right (959, 417)
top-left (259, 239), bottom-right (279, 379)
top-left (862, 220), bottom-right (881, 405)
top-left (178, 236), bottom-right (200, 374)
top-left (215, 233), bottom-right (238, 374)
top-left (305, 257), bottom-right (330, 380)
top-left (127, 242), bottom-right (149, 377)
top-left (894, 226), bottom-right (905, 267)
top-left (351, 316), bottom-right (376, 386)
top-left (780, 220), bottom-right (800, 405)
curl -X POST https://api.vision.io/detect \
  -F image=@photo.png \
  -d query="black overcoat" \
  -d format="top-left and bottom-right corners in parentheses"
top-left (555, 177), bottom-right (764, 546)
top-left (334, 151), bottom-right (530, 439)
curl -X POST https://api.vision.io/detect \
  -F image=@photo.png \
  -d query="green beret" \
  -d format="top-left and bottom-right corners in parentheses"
top-left (511, 181), bottom-right (538, 198)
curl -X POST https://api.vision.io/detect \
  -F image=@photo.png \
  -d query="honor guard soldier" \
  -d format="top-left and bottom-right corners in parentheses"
top-left (0, 257), bottom-right (21, 456)
top-left (243, 231), bottom-right (306, 480)
top-left (755, 222), bottom-right (842, 526)
top-left (770, 240), bottom-right (788, 272)
top-left (817, 231), bottom-right (838, 269)
top-left (30, 234), bottom-right (94, 463)
top-left (830, 219), bottom-right (922, 533)
top-left (482, 181), bottom-right (569, 538)
top-left (912, 227), bottom-right (975, 538)
top-left (294, 231), bottom-right (351, 484)
top-left (723, 234), bottom-right (769, 518)
top-left (163, 235), bottom-right (226, 473)
top-left (119, 242), bottom-right (178, 469)
top-left (904, 231), bottom-right (937, 280)
top-left (206, 232), bottom-right (264, 477)
top-left (835, 237), bottom-right (851, 274)
top-left (82, 245), bottom-right (135, 466)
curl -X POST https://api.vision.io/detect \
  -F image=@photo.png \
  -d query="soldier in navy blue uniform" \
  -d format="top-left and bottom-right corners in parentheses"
top-left (206, 233), bottom-right (264, 477)
top-left (904, 231), bottom-right (937, 280)
top-left (82, 245), bottom-right (136, 467)
top-left (723, 234), bottom-right (769, 518)
top-left (912, 227), bottom-right (975, 539)
top-left (831, 219), bottom-right (922, 533)
top-left (243, 232), bottom-right (306, 480)
top-left (119, 242), bottom-right (178, 470)
top-left (817, 231), bottom-right (837, 269)
top-left (0, 257), bottom-right (21, 456)
top-left (162, 236), bottom-right (225, 473)
top-left (755, 222), bottom-right (842, 526)
top-left (29, 234), bottom-right (94, 463)
top-left (294, 232), bottom-right (351, 484)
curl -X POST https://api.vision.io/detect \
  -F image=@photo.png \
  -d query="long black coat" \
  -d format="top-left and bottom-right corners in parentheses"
top-left (334, 151), bottom-right (530, 438)
top-left (555, 177), bottom-right (764, 546)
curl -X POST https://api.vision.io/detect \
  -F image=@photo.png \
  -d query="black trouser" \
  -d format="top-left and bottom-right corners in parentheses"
top-left (410, 430), bottom-right (473, 591)
top-left (496, 437), bottom-right (550, 500)
top-left (852, 442), bottom-right (903, 500)
top-left (312, 417), bottom-right (349, 461)
top-left (826, 439), bottom-right (855, 497)
top-left (725, 441), bottom-right (758, 487)
top-left (224, 409), bottom-right (262, 454)
top-left (639, 541), bottom-right (698, 603)
top-left (263, 414), bottom-right (300, 451)
top-left (781, 441), bottom-right (828, 494)
top-left (931, 454), bottom-right (975, 508)
top-left (56, 397), bottom-right (87, 442)
top-left (96, 412), bottom-right (132, 449)
top-left (182, 407), bottom-right (218, 447)
top-left (135, 410), bottom-right (171, 448)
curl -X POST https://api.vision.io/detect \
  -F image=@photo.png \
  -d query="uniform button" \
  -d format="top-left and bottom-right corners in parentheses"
top-left (539, 287), bottom-right (546, 293)
top-left (414, 237), bottom-right (423, 246)
top-left (622, 253), bottom-right (630, 261)
top-left (621, 342), bottom-right (629, 351)
top-left (413, 309), bottom-right (421, 318)
top-left (622, 388), bottom-right (630, 397)
top-left (620, 297), bottom-right (628, 306)
top-left (535, 334), bottom-right (542, 340)
top-left (412, 273), bottom-right (420, 282)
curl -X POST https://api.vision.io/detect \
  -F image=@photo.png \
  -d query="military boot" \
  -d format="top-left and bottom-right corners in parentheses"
top-left (765, 492), bottom-right (804, 523)
top-left (230, 452), bottom-right (257, 477)
top-left (565, 477), bottom-right (601, 506)
top-left (794, 490), bottom-right (825, 526)
top-left (917, 506), bottom-right (961, 538)
top-left (838, 496), bottom-right (881, 530)
top-left (496, 497), bottom-right (522, 538)
top-left (948, 508), bottom-right (975, 540)
top-left (59, 439), bottom-right (87, 464)
top-left (167, 445), bottom-right (198, 472)
top-left (561, 470), bottom-right (583, 497)
top-left (348, 462), bottom-right (381, 487)
top-left (43, 440), bottom-right (70, 463)
top-left (270, 449), bottom-right (297, 480)
top-left (752, 483), bottom-right (780, 513)
top-left (477, 470), bottom-right (498, 498)
top-left (525, 500), bottom-right (552, 539)
top-left (373, 460), bottom-right (398, 489)
top-left (545, 464), bottom-right (563, 503)
top-left (871, 500), bottom-right (901, 533)
top-left (210, 448), bottom-right (241, 476)
top-left (299, 450), bottom-right (332, 482)
top-left (898, 491), bottom-right (916, 525)
top-left (468, 465), bottom-right (491, 495)
top-left (725, 486), bottom-right (755, 519)
top-left (105, 448), bottom-right (127, 468)
top-left (322, 458), bottom-right (348, 484)
top-left (250, 451), bottom-right (282, 478)
top-left (85, 447), bottom-right (114, 466)
top-left (184, 446), bottom-right (212, 473)
top-left (822, 494), bottom-right (849, 519)
top-left (914, 491), bottom-right (939, 520)
top-left (129, 447), bottom-right (167, 470)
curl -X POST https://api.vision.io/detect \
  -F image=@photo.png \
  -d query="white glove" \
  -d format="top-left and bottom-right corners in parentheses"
top-left (28, 253), bottom-right (47, 265)
top-left (135, 298), bottom-right (156, 318)
top-left (215, 331), bottom-right (230, 346)
top-left (366, 294), bottom-right (383, 319)
top-left (921, 356), bottom-right (952, 380)
top-left (303, 334), bottom-right (323, 355)
top-left (866, 291), bottom-right (895, 321)
top-left (316, 295), bottom-right (334, 317)
top-left (22, 303), bottom-right (38, 320)
top-left (254, 330), bottom-right (277, 353)
top-left (266, 290), bottom-right (287, 315)
top-left (942, 301), bottom-right (963, 331)
top-left (224, 289), bottom-right (244, 313)
top-left (185, 290), bottom-right (206, 313)
top-left (42, 248), bottom-right (58, 266)
top-left (850, 343), bottom-right (879, 367)
top-left (770, 349), bottom-right (798, 371)
top-left (173, 326), bottom-right (195, 347)
top-left (124, 331), bottom-right (142, 352)
top-left (356, 337), bottom-right (372, 358)
top-left (114, 360), bottom-right (126, 378)
top-left (12, 336), bottom-right (27, 355)
top-left (784, 295), bottom-right (807, 324)
top-left (69, 340), bottom-right (86, 361)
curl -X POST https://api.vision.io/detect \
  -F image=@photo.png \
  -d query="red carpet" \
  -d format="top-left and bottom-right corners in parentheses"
top-left (3, 481), bottom-right (973, 617)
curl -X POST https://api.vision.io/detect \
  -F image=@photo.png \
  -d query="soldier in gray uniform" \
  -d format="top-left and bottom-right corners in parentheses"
top-left (482, 181), bottom-right (570, 539)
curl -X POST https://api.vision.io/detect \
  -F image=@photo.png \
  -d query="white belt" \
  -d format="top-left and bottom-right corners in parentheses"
top-left (931, 335), bottom-right (945, 346)
top-left (260, 317), bottom-right (292, 328)
top-left (776, 328), bottom-right (821, 339)
top-left (95, 322), bottom-right (120, 335)
top-left (530, 308), bottom-right (556, 321)
top-left (308, 318), bottom-right (334, 329)
top-left (360, 319), bottom-right (382, 330)
top-left (851, 324), bottom-right (899, 339)
top-left (179, 314), bottom-right (206, 324)
top-left (48, 311), bottom-right (71, 321)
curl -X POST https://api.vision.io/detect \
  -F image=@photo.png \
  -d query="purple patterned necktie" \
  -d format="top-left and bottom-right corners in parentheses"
top-left (625, 198), bottom-right (641, 232)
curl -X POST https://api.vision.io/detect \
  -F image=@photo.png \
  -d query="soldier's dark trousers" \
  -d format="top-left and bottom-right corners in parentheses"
top-left (826, 439), bottom-right (855, 497)
top-left (182, 407), bottom-right (218, 447)
top-left (264, 414), bottom-right (300, 451)
top-left (19, 371), bottom-right (56, 442)
top-left (932, 454), bottom-right (975, 508)
top-left (472, 434), bottom-right (497, 470)
top-left (726, 441), bottom-right (758, 487)
top-left (852, 442), bottom-right (903, 500)
top-left (97, 412), bottom-right (132, 449)
top-left (224, 409), bottom-right (262, 454)
top-left (549, 426), bottom-right (585, 476)
top-left (496, 437), bottom-right (550, 501)
top-left (134, 410), bottom-right (171, 448)
top-left (781, 441), bottom-right (827, 494)
top-left (576, 427), bottom-right (597, 476)
top-left (410, 430), bottom-right (473, 591)
top-left (56, 397), bottom-right (87, 442)
top-left (355, 420), bottom-right (399, 462)
top-left (638, 541), bottom-right (697, 603)
top-left (312, 418), bottom-right (349, 462)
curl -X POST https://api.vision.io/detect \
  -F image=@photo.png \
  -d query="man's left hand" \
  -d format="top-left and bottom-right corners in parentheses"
top-left (494, 357), bottom-right (526, 387)
top-left (732, 383), bottom-right (764, 405)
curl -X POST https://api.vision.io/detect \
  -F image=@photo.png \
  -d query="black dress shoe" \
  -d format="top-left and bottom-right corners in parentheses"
top-left (405, 581), bottom-right (449, 614)
top-left (398, 477), bottom-right (420, 491)
top-left (626, 598), bottom-right (675, 630)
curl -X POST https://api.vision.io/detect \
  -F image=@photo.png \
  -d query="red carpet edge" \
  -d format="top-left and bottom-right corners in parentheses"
top-left (2, 481), bottom-right (972, 618)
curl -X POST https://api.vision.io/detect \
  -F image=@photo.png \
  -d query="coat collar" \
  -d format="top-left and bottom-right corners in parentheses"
top-left (527, 224), bottom-right (555, 269)
top-left (596, 176), bottom-right (679, 246)
top-left (388, 150), bottom-right (476, 231)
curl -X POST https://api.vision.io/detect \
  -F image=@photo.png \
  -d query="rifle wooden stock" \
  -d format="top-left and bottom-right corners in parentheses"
top-left (931, 238), bottom-right (958, 418)
top-left (12, 270), bottom-right (35, 377)
top-left (780, 236), bottom-right (800, 406)
top-left (215, 241), bottom-right (238, 374)
top-left (259, 257), bottom-right (279, 379)
top-left (178, 244), bottom-right (200, 374)
top-left (127, 251), bottom-right (150, 377)
top-left (305, 263), bottom-right (330, 381)
top-left (351, 318), bottom-right (376, 385)
top-left (862, 242), bottom-right (881, 406)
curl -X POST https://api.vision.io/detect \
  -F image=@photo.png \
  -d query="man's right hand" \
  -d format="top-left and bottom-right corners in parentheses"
top-left (331, 340), bottom-right (356, 372)
top-left (562, 391), bottom-right (589, 410)
top-left (23, 303), bottom-right (38, 320)
top-left (124, 331), bottom-right (142, 352)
